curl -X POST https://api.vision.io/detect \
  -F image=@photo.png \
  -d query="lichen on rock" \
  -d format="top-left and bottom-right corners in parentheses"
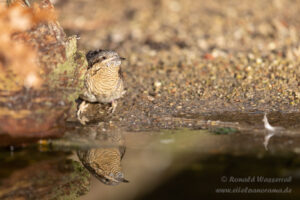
top-left (0, 0), bottom-right (87, 144)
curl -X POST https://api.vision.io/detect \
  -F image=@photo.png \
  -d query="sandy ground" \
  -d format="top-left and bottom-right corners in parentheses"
top-left (54, 0), bottom-right (300, 130)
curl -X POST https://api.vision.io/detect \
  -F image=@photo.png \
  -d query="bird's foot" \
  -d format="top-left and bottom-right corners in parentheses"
top-left (77, 101), bottom-right (89, 125)
top-left (108, 100), bottom-right (117, 113)
top-left (6, 0), bottom-right (30, 6)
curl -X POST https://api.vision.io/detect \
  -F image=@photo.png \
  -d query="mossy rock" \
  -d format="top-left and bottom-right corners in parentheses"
top-left (0, 1), bottom-right (87, 144)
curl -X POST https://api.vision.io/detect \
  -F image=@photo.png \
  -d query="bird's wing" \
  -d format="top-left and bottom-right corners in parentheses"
top-left (119, 146), bottom-right (126, 159)
top-left (118, 67), bottom-right (124, 79)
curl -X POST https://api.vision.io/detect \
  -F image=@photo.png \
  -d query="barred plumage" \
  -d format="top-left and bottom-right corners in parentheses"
top-left (85, 63), bottom-right (124, 103)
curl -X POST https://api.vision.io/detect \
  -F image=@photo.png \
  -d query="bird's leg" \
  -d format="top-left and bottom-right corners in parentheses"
top-left (109, 100), bottom-right (117, 113)
top-left (6, 0), bottom-right (30, 7)
top-left (23, 0), bottom-right (30, 6)
top-left (79, 90), bottom-right (98, 102)
top-left (77, 100), bottom-right (89, 125)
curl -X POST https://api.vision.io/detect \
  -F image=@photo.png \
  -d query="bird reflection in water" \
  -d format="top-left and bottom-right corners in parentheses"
top-left (77, 130), bottom-right (129, 185)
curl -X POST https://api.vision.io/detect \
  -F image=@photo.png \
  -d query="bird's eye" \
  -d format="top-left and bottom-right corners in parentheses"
top-left (102, 56), bottom-right (106, 60)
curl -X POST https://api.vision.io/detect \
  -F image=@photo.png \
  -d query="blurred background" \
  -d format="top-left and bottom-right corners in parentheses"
top-left (1, 0), bottom-right (300, 199)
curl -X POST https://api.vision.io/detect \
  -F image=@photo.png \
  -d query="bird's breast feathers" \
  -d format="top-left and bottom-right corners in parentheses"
top-left (85, 69), bottom-right (124, 103)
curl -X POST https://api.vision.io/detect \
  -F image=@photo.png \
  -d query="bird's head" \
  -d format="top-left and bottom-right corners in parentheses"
top-left (86, 49), bottom-right (125, 69)
top-left (96, 171), bottom-right (129, 185)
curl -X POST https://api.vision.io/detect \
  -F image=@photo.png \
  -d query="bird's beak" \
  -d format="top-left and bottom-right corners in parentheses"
top-left (103, 56), bottom-right (125, 66)
top-left (119, 178), bottom-right (129, 183)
